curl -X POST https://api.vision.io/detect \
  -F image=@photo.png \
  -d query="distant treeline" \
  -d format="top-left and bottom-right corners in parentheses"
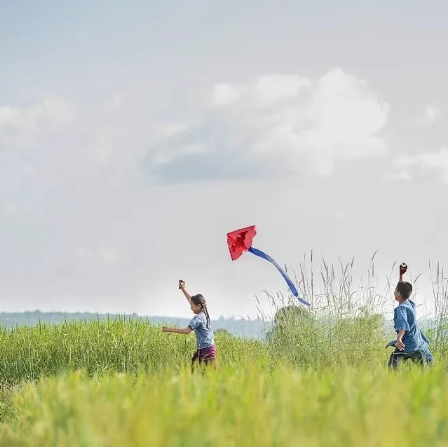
top-left (0, 310), bottom-right (437, 340)
top-left (0, 311), bottom-right (269, 339)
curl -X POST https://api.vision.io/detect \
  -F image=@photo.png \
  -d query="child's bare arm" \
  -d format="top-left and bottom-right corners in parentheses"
top-left (162, 326), bottom-right (192, 335)
top-left (399, 263), bottom-right (407, 282)
top-left (396, 330), bottom-right (406, 350)
top-left (179, 281), bottom-right (192, 304)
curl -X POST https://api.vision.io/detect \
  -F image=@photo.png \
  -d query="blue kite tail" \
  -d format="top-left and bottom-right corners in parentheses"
top-left (248, 246), bottom-right (310, 306)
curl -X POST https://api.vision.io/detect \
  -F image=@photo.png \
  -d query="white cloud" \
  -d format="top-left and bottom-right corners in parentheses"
top-left (411, 104), bottom-right (442, 127)
top-left (211, 83), bottom-right (243, 106)
top-left (148, 68), bottom-right (390, 181)
top-left (386, 171), bottom-right (412, 182)
top-left (2, 203), bottom-right (18, 218)
top-left (73, 246), bottom-right (119, 264)
top-left (99, 247), bottom-right (119, 264)
top-left (21, 165), bottom-right (37, 176)
top-left (211, 75), bottom-right (313, 108)
top-left (393, 147), bottom-right (448, 182)
top-left (424, 105), bottom-right (441, 124)
top-left (106, 94), bottom-right (123, 111)
top-left (0, 97), bottom-right (75, 149)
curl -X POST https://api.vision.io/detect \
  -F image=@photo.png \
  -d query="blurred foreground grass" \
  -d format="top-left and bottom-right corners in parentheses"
top-left (1, 363), bottom-right (447, 447)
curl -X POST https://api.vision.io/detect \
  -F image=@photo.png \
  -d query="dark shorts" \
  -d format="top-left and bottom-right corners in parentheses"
top-left (191, 344), bottom-right (217, 368)
top-left (388, 348), bottom-right (433, 369)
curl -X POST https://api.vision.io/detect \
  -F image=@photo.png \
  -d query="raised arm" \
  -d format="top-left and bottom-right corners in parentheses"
top-left (179, 280), bottom-right (192, 305)
top-left (399, 263), bottom-right (407, 282)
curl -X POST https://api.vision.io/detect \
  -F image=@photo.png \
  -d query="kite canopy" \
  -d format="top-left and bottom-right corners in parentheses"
top-left (226, 225), bottom-right (257, 261)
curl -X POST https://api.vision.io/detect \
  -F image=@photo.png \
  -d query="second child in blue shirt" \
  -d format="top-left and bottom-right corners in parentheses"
top-left (388, 280), bottom-right (433, 369)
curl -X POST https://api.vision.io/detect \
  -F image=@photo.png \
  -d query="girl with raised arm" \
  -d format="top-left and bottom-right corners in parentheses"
top-left (162, 281), bottom-right (217, 370)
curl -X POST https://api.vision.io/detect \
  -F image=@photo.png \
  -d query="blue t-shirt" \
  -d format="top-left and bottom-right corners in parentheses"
top-left (394, 300), bottom-right (429, 354)
top-left (188, 311), bottom-right (215, 350)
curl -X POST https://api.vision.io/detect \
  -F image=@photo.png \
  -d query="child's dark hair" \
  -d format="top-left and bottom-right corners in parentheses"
top-left (396, 281), bottom-right (413, 299)
top-left (191, 294), bottom-right (211, 328)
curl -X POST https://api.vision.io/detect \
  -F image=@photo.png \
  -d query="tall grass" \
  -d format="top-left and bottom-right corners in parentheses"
top-left (429, 260), bottom-right (448, 355)
top-left (0, 254), bottom-right (447, 445)
top-left (2, 364), bottom-right (448, 447)
top-left (257, 252), bottom-right (442, 321)
top-left (1, 255), bottom-right (447, 387)
top-left (255, 254), bottom-right (439, 369)
top-left (0, 317), bottom-right (267, 387)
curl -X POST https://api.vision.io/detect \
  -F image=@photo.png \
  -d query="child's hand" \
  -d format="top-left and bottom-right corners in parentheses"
top-left (399, 263), bottom-right (407, 276)
top-left (178, 280), bottom-right (185, 290)
top-left (396, 338), bottom-right (405, 351)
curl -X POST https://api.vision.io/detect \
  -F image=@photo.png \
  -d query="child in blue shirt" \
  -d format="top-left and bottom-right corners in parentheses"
top-left (162, 281), bottom-right (216, 371)
top-left (387, 280), bottom-right (433, 369)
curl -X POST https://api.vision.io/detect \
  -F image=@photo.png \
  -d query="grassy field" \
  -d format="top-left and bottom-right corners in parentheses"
top-left (2, 363), bottom-right (448, 447)
top-left (0, 314), bottom-right (445, 446)
top-left (0, 258), bottom-right (447, 446)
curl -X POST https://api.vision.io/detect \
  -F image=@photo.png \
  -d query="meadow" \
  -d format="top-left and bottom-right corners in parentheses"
top-left (0, 256), bottom-right (448, 446)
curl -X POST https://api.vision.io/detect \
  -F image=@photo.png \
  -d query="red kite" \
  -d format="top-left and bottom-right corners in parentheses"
top-left (226, 225), bottom-right (310, 306)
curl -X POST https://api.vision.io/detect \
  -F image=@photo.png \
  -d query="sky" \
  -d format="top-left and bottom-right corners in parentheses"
top-left (1, 0), bottom-right (448, 319)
